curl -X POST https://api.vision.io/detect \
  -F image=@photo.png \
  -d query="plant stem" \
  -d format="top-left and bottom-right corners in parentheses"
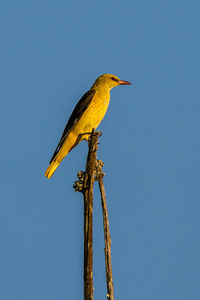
top-left (96, 161), bottom-right (114, 300)
top-left (82, 130), bottom-right (100, 300)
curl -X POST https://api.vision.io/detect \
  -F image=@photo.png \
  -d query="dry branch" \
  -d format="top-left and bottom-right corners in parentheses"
top-left (74, 130), bottom-right (100, 300)
top-left (95, 160), bottom-right (114, 300)
top-left (74, 132), bottom-right (114, 300)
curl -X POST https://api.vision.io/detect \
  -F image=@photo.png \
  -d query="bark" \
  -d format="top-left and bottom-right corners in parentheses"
top-left (82, 130), bottom-right (100, 300)
top-left (73, 132), bottom-right (114, 300)
top-left (96, 160), bottom-right (114, 300)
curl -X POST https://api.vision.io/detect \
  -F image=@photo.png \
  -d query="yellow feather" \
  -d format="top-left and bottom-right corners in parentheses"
top-left (45, 74), bottom-right (131, 178)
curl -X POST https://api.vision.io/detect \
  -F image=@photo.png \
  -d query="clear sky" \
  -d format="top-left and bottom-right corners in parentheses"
top-left (0, 0), bottom-right (200, 299)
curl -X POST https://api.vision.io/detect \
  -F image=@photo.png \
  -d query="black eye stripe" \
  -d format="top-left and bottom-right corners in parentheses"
top-left (111, 77), bottom-right (118, 82)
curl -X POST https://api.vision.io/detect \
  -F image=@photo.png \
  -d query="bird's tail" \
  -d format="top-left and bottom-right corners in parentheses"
top-left (45, 160), bottom-right (60, 179)
top-left (45, 131), bottom-right (80, 179)
top-left (45, 144), bottom-right (67, 179)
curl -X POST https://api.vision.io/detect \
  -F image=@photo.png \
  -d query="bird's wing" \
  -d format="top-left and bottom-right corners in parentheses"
top-left (49, 89), bottom-right (95, 163)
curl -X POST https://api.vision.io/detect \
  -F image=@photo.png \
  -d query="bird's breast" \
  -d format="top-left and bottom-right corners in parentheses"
top-left (74, 91), bottom-right (110, 134)
top-left (90, 94), bottom-right (110, 113)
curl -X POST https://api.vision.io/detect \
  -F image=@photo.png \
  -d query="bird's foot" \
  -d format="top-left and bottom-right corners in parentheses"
top-left (80, 130), bottom-right (102, 142)
top-left (95, 131), bottom-right (102, 137)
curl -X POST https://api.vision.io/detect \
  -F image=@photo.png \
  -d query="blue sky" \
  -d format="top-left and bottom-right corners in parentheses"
top-left (0, 0), bottom-right (200, 299)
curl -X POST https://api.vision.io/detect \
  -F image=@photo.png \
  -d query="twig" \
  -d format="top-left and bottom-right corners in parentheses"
top-left (74, 130), bottom-right (100, 300)
top-left (95, 160), bottom-right (114, 300)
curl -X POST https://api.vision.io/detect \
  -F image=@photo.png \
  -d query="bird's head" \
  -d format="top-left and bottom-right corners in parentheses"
top-left (92, 74), bottom-right (131, 90)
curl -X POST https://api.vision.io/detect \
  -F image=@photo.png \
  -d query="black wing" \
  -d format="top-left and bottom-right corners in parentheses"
top-left (49, 89), bottom-right (95, 163)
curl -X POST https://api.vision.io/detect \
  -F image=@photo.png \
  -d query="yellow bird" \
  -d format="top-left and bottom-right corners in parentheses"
top-left (45, 74), bottom-right (131, 178)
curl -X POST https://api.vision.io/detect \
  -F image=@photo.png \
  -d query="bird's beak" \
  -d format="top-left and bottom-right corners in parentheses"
top-left (118, 80), bottom-right (132, 85)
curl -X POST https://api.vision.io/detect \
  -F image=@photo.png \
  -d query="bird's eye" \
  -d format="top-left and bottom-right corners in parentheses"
top-left (111, 77), bottom-right (118, 82)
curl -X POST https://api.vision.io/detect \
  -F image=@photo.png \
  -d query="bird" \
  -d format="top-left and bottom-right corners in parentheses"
top-left (45, 74), bottom-right (131, 178)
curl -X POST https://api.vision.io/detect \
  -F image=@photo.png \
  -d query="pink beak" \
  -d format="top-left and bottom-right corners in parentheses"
top-left (118, 79), bottom-right (132, 85)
